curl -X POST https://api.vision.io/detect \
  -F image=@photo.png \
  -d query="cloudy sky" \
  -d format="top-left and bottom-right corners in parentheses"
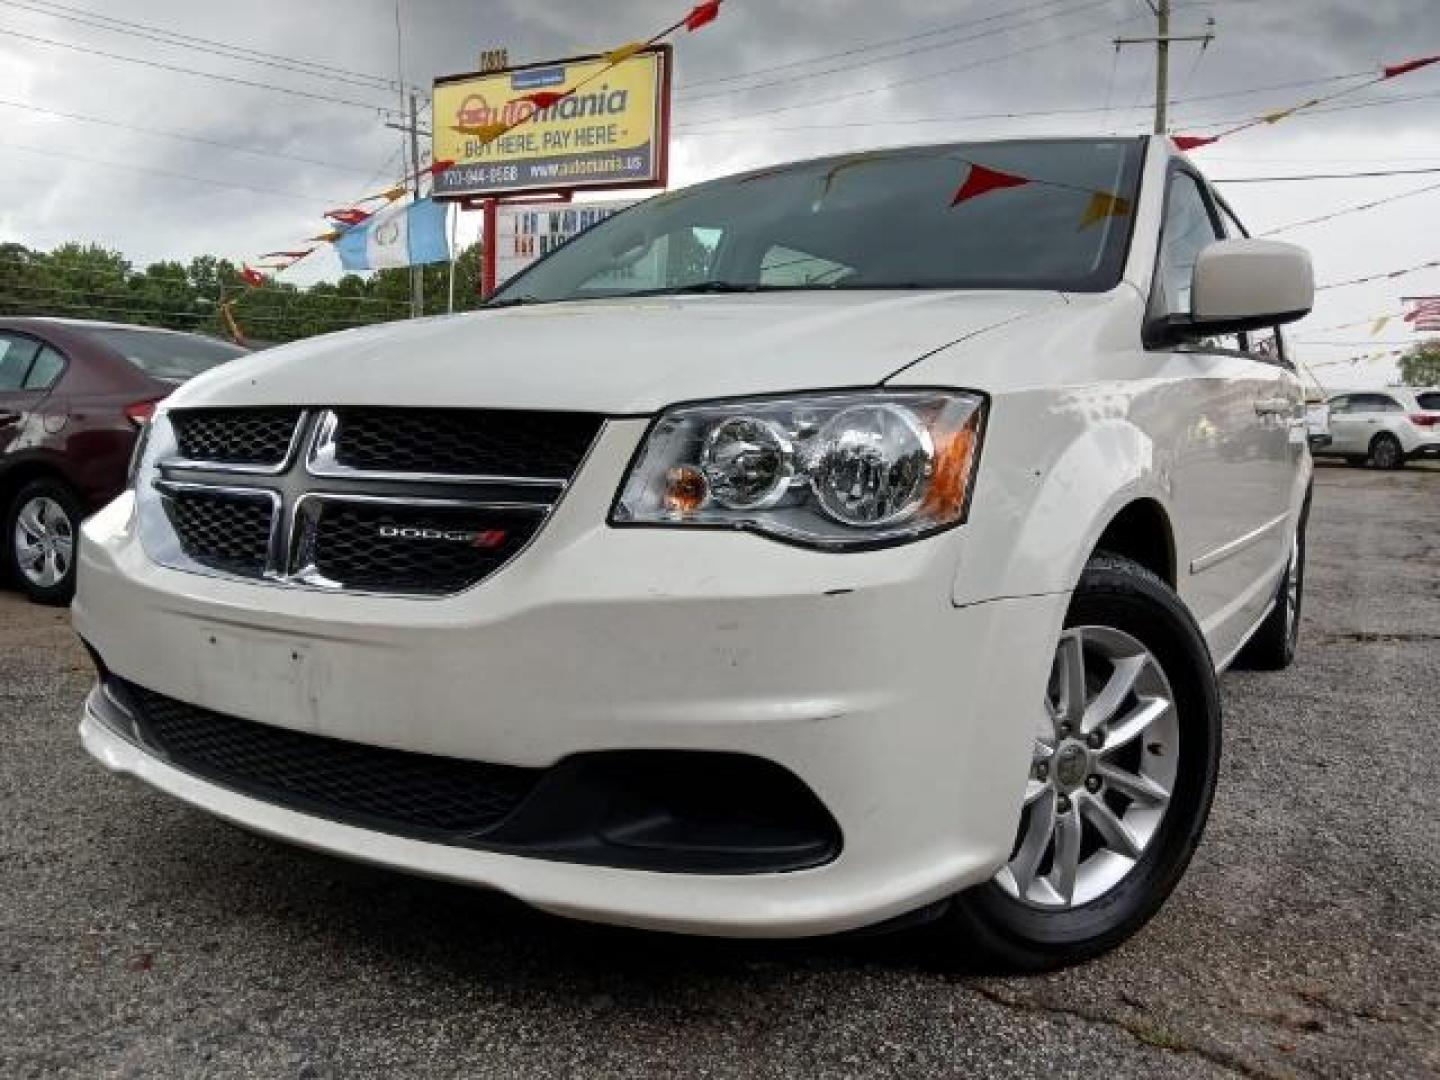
top-left (1, 0), bottom-right (1437, 384)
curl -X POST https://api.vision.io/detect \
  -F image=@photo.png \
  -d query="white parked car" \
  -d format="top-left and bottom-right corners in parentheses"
top-left (1313, 387), bottom-right (1440, 468)
top-left (75, 136), bottom-right (1315, 970)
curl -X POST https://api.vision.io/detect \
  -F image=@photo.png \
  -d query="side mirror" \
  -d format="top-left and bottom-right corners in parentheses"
top-left (1148, 239), bottom-right (1314, 346)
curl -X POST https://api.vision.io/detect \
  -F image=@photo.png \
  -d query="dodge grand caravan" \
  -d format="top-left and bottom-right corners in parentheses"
top-left (75, 136), bottom-right (1314, 969)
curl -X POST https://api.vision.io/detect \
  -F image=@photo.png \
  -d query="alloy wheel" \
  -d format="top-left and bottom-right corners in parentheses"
top-left (1371, 437), bottom-right (1400, 469)
top-left (995, 626), bottom-right (1180, 909)
top-left (13, 495), bottom-right (74, 589)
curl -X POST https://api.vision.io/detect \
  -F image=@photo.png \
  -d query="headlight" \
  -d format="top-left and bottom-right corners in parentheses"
top-left (612, 390), bottom-right (986, 549)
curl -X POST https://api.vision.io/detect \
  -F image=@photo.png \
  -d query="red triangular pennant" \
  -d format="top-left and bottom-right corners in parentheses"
top-left (240, 265), bottom-right (264, 288)
top-left (950, 163), bottom-right (1030, 206)
top-left (518, 91), bottom-right (567, 110)
top-left (1172, 134), bottom-right (1218, 151)
top-left (685, 1), bottom-right (722, 31)
top-left (1383, 54), bottom-right (1439, 79)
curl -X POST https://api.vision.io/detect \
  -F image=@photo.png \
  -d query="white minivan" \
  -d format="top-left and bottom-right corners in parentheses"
top-left (75, 136), bottom-right (1314, 970)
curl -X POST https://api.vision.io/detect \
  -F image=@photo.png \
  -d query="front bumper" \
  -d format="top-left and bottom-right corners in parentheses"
top-left (74, 432), bottom-right (1068, 937)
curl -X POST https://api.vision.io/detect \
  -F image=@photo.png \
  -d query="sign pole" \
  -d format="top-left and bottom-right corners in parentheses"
top-left (408, 91), bottom-right (425, 317)
top-left (481, 198), bottom-right (499, 299)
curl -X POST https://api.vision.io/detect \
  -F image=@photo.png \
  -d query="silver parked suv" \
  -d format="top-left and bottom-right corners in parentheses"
top-left (1314, 388), bottom-right (1440, 469)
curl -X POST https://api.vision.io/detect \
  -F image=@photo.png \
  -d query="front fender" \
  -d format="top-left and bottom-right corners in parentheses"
top-left (954, 405), bottom-right (1170, 607)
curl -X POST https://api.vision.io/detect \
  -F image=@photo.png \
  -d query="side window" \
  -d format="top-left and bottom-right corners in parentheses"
top-left (759, 245), bottom-right (855, 286)
top-left (22, 345), bottom-right (65, 391)
top-left (0, 333), bottom-right (41, 391)
top-left (1416, 391), bottom-right (1440, 410)
top-left (1351, 394), bottom-right (1399, 414)
top-left (1159, 172), bottom-right (1223, 318)
top-left (1328, 396), bottom-right (1350, 415)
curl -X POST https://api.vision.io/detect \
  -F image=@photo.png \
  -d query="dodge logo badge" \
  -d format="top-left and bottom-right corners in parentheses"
top-left (378, 525), bottom-right (507, 549)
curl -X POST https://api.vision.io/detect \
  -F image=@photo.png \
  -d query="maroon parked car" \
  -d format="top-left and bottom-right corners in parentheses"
top-left (0, 318), bottom-right (247, 604)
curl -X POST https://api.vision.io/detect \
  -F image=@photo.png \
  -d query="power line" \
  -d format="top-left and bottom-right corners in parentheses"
top-left (673, 71), bottom-right (1377, 136)
top-left (0, 99), bottom-right (381, 176)
top-left (680, 0), bottom-right (1096, 90)
top-left (0, 141), bottom-right (337, 203)
top-left (0, 25), bottom-right (392, 112)
top-left (0, 0), bottom-right (409, 92)
top-left (1215, 166), bottom-right (1440, 183)
top-left (677, 0), bottom-right (1117, 103)
top-left (673, 11), bottom-right (1142, 126)
top-left (1255, 180), bottom-right (1440, 236)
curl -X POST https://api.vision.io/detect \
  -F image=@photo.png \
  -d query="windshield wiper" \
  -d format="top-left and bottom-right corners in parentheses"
top-left (615, 281), bottom-right (776, 297)
top-left (482, 294), bottom-right (543, 309)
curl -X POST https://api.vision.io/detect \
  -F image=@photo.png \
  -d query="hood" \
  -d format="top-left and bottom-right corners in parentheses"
top-left (170, 290), bottom-right (1066, 414)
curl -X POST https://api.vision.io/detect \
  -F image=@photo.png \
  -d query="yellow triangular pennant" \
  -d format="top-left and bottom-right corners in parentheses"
top-left (604, 41), bottom-right (646, 66)
top-left (1371, 316), bottom-right (1391, 336)
top-left (452, 120), bottom-right (512, 144)
top-left (1079, 191), bottom-right (1132, 230)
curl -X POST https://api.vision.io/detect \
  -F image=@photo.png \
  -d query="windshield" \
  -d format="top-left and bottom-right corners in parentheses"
top-left (491, 138), bottom-right (1144, 304)
top-left (74, 326), bottom-right (248, 381)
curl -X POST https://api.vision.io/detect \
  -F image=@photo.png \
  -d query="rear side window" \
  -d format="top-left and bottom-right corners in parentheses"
top-left (23, 346), bottom-right (65, 390)
top-left (70, 326), bottom-right (247, 381)
top-left (1352, 393), bottom-right (1402, 413)
top-left (0, 333), bottom-right (41, 390)
top-left (1417, 391), bottom-right (1440, 410)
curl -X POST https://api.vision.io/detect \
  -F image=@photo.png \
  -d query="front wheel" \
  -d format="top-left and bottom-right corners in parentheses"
top-left (940, 554), bottom-right (1221, 971)
top-left (4, 479), bottom-right (82, 605)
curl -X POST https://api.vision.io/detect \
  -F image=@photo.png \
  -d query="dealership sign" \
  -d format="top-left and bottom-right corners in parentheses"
top-left (495, 201), bottom-right (637, 286)
top-left (432, 47), bottom-right (671, 199)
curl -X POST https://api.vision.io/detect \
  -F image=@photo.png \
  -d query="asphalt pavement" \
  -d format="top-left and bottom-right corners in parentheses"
top-left (1, 463), bottom-right (1436, 1079)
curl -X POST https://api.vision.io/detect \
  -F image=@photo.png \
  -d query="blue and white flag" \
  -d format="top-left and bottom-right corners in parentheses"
top-left (336, 197), bottom-right (450, 272)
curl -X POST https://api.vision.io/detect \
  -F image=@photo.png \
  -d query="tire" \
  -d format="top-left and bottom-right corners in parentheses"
top-left (1233, 500), bottom-right (1308, 672)
top-left (3, 478), bottom-right (82, 605)
top-left (1369, 433), bottom-right (1404, 470)
top-left (938, 554), bottom-right (1221, 972)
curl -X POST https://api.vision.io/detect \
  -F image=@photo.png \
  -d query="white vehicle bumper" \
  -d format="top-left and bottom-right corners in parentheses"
top-left (74, 473), bottom-right (1069, 938)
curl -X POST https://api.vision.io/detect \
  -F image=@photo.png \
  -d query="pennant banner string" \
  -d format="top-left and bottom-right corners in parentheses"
top-left (454, 0), bottom-right (725, 145)
top-left (1316, 259), bottom-right (1440, 292)
top-left (1175, 52), bottom-right (1439, 149)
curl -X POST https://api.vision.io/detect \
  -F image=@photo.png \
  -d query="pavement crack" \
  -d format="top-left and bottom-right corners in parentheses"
top-left (971, 985), bottom-right (1285, 1080)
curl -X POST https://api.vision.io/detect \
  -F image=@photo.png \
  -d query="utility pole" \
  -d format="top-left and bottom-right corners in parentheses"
top-left (408, 91), bottom-right (424, 318)
top-left (1115, 0), bottom-right (1214, 135)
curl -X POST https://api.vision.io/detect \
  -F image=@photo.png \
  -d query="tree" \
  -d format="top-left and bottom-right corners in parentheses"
top-left (0, 239), bottom-right (486, 343)
top-left (1398, 340), bottom-right (1440, 387)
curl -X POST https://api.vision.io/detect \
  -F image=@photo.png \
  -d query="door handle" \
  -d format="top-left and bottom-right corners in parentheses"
top-left (1254, 398), bottom-right (1293, 416)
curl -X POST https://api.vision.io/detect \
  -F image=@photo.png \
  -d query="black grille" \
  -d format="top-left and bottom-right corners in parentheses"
top-left (171, 408), bottom-right (300, 466)
top-left (303, 501), bottom-right (543, 595)
top-left (331, 408), bottom-right (602, 479)
top-left (162, 489), bottom-right (273, 575)
top-left (118, 681), bottom-right (541, 837)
